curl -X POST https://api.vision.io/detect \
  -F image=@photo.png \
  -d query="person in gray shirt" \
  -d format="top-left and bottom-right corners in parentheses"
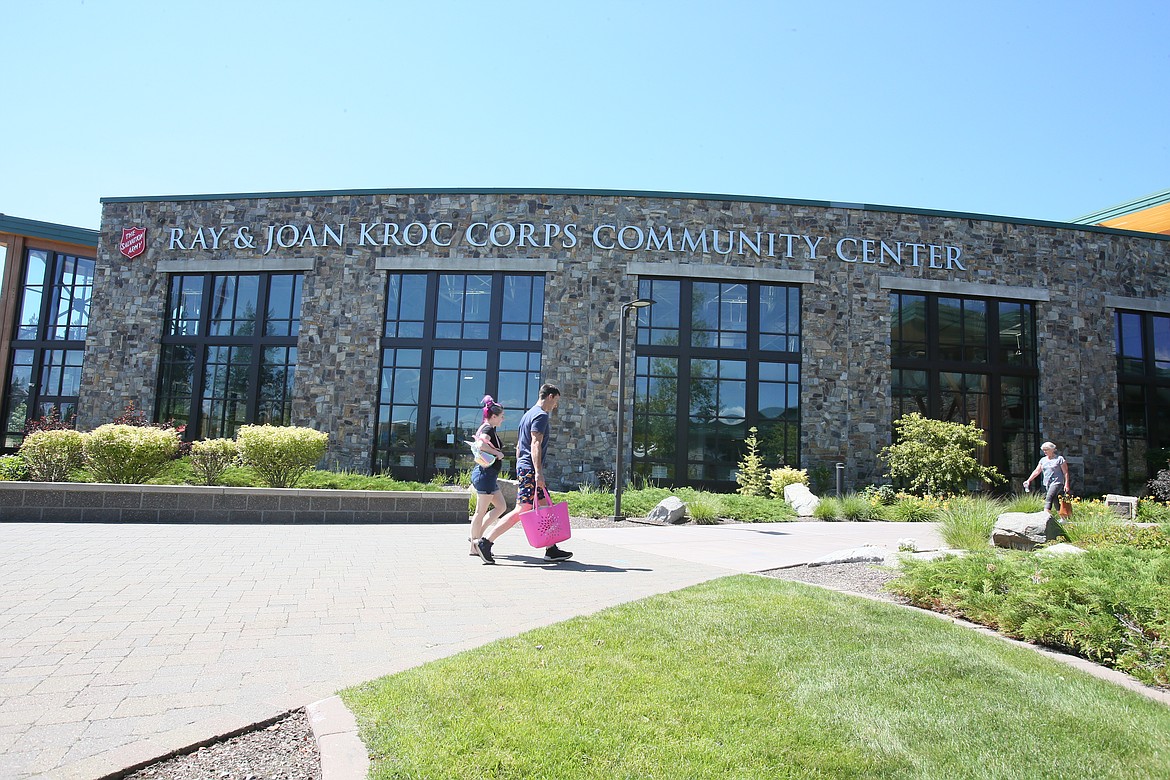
top-left (1023, 441), bottom-right (1071, 512)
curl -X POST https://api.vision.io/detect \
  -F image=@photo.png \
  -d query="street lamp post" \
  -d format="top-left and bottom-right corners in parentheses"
top-left (612, 298), bottom-right (655, 522)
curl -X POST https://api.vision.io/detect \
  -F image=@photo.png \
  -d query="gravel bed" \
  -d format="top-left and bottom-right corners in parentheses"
top-left (124, 709), bottom-right (320, 780)
top-left (760, 561), bottom-right (906, 602)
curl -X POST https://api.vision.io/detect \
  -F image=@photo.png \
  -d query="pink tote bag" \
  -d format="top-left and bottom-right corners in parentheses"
top-left (518, 494), bottom-right (572, 548)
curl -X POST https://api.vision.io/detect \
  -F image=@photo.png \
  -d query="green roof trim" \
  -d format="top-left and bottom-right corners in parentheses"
top-left (99, 187), bottom-right (1170, 242)
top-left (0, 214), bottom-right (99, 248)
top-left (1070, 188), bottom-right (1170, 225)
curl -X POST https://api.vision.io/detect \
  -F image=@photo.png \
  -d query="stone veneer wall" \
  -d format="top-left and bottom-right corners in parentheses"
top-left (86, 192), bottom-right (1170, 494)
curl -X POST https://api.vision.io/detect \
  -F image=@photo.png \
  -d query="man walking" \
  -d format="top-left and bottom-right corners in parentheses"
top-left (474, 384), bottom-right (573, 564)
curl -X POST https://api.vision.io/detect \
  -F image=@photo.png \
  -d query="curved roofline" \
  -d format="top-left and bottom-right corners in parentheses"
top-left (0, 214), bottom-right (100, 248)
top-left (1070, 187), bottom-right (1170, 225)
top-left (99, 187), bottom-right (1170, 242)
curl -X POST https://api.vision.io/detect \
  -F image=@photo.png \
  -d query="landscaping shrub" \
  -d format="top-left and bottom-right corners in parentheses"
top-left (1004, 493), bottom-right (1044, 513)
top-left (235, 425), bottom-right (328, 489)
top-left (188, 438), bottom-right (239, 486)
top-left (889, 547), bottom-right (1170, 689)
top-left (564, 486), bottom-right (619, 518)
top-left (1075, 524), bottom-right (1170, 551)
top-left (813, 497), bottom-right (842, 521)
top-left (862, 483), bottom-right (898, 505)
top-left (687, 495), bottom-right (720, 524)
top-left (884, 494), bottom-right (943, 522)
top-left (938, 494), bottom-right (1003, 550)
top-left (839, 492), bottom-right (879, 521)
top-left (879, 413), bottom-right (1004, 495)
top-left (1137, 499), bottom-right (1170, 524)
top-left (768, 466), bottom-right (808, 497)
top-left (19, 429), bottom-right (85, 482)
top-left (83, 424), bottom-right (180, 484)
top-left (0, 454), bottom-right (29, 481)
top-left (717, 493), bottom-right (794, 522)
top-left (734, 427), bottom-right (769, 497)
top-left (1146, 467), bottom-right (1170, 503)
top-left (1059, 499), bottom-right (1125, 546)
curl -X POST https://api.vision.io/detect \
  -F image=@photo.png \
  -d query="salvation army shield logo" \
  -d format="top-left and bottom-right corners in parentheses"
top-left (119, 227), bottom-right (147, 259)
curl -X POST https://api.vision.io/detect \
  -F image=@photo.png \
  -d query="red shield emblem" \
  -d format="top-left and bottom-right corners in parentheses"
top-left (119, 227), bottom-right (147, 259)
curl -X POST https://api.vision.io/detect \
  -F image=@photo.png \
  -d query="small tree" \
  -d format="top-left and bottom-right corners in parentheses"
top-left (18, 429), bottom-right (84, 482)
top-left (236, 425), bottom-right (328, 488)
top-left (879, 413), bottom-right (1004, 496)
top-left (736, 427), bottom-right (769, 497)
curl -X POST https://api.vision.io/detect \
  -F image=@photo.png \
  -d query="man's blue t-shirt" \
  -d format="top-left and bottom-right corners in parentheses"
top-left (516, 403), bottom-right (550, 472)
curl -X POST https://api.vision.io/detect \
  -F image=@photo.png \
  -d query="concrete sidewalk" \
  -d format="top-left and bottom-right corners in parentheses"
top-left (0, 520), bottom-right (938, 779)
top-left (575, 520), bottom-right (945, 571)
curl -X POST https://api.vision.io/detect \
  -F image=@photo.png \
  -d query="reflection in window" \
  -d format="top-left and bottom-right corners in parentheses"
top-left (633, 279), bottom-right (801, 487)
top-left (156, 273), bottom-right (302, 440)
top-left (890, 292), bottom-right (1038, 485)
top-left (692, 282), bottom-right (748, 350)
top-left (375, 272), bottom-right (544, 478)
top-left (1116, 311), bottom-right (1170, 489)
top-left (436, 274), bottom-right (492, 339)
top-left (2, 249), bottom-right (95, 450)
top-left (636, 278), bottom-right (680, 347)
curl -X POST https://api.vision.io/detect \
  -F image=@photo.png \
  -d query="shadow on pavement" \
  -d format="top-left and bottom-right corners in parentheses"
top-left (492, 554), bottom-right (654, 572)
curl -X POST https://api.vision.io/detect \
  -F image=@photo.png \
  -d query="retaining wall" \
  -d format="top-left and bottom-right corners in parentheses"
top-left (0, 482), bottom-right (470, 524)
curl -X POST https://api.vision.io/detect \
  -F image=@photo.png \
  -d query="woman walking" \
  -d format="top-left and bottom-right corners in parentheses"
top-left (468, 396), bottom-right (507, 555)
top-left (1023, 441), bottom-right (1071, 513)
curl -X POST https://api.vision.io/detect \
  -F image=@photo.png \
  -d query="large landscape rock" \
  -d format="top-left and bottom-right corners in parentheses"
top-left (991, 510), bottom-right (1061, 550)
top-left (783, 483), bottom-right (821, 517)
top-left (648, 496), bottom-right (689, 524)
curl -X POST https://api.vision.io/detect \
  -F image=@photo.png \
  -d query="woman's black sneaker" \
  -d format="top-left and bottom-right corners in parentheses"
top-left (475, 538), bottom-right (496, 564)
top-left (543, 545), bottom-right (573, 562)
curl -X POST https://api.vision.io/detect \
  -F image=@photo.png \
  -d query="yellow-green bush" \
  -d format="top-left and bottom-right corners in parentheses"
top-left (188, 438), bottom-right (239, 486)
top-left (19, 429), bottom-right (85, 482)
top-left (236, 425), bottom-right (328, 488)
top-left (0, 455), bottom-right (28, 481)
top-left (768, 466), bottom-right (808, 497)
top-left (83, 424), bottom-right (180, 484)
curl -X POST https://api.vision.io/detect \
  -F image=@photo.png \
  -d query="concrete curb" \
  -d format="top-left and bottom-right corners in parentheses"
top-left (308, 696), bottom-right (370, 780)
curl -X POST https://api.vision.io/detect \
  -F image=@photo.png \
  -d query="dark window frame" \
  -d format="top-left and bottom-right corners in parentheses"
top-left (2, 248), bottom-right (94, 449)
top-left (374, 271), bottom-right (545, 480)
top-left (632, 278), bottom-right (802, 491)
top-left (156, 272), bottom-right (302, 439)
top-left (890, 292), bottom-right (1040, 486)
top-left (1115, 309), bottom-right (1170, 491)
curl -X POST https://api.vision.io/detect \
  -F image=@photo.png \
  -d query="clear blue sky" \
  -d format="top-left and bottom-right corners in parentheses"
top-left (3, 0), bottom-right (1167, 231)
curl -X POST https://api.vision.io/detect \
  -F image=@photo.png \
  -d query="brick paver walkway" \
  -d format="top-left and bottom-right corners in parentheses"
top-left (0, 523), bottom-right (729, 779)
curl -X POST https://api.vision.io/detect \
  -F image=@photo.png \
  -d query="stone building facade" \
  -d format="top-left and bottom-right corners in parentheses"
top-left (76, 189), bottom-right (1170, 494)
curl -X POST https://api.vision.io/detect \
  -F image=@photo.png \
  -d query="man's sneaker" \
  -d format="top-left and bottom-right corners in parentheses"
top-left (475, 538), bottom-right (496, 564)
top-left (543, 545), bottom-right (573, 562)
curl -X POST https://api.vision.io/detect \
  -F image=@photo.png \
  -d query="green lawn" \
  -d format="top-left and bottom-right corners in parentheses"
top-left (340, 576), bottom-right (1170, 779)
